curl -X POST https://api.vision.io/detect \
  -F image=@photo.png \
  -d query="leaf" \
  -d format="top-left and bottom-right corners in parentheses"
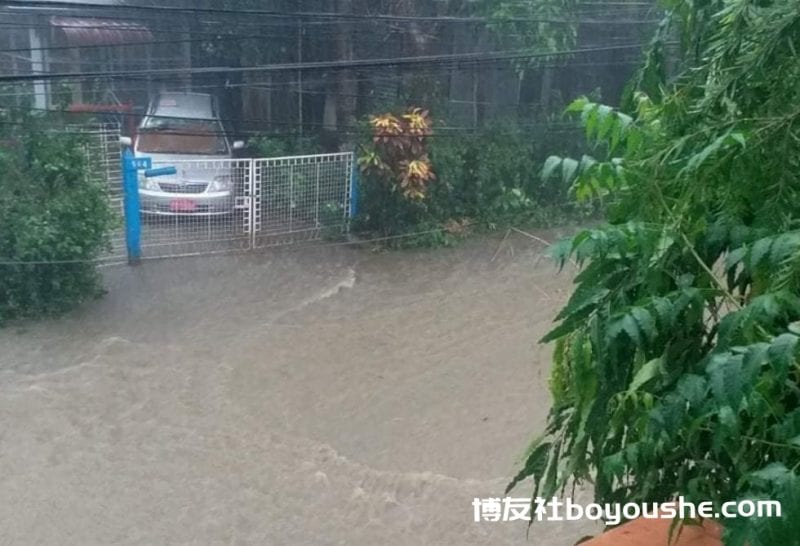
top-left (676, 374), bottom-right (708, 408)
top-left (707, 353), bottom-right (746, 410)
top-left (749, 237), bottom-right (774, 270)
top-left (749, 464), bottom-right (793, 486)
top-left (579, 154), bottom-right (597, 173)
top-left (607, 313), bottom-right (643, 347)
top-left (505, 441), bottom-right (552, 494)
top-left (726, 246), bottom-right (747, 271)
top-left (541, 156), bottom-right (563, 180)
top-left (555, 287), bottom-right (610, 322)
top-left (650, 297), bottom-right (674, 327)
top-left (768, 334), bottom-right (798, 378)
top-left (548, 238), bottom-right (575, 271)
top-left (718, 404), bottom-right (739, 433)
top-left (541, 314), bottom-right (588, 344)
top-left (683, 133), bottom-right (730, 174)
top-left (626, 129), bottom-right (643, 156)
top-left (596, 106), bottom-right (616, 141)
top-left (729, 132), bottom-right (746, 147)
top-left (630, 307), bottom-right (657, 342)
top-left (628, 357), bottom-right (662, 393)
top-left (649, 231), bottom-right (675, 266)
top-left (601, 451), bottom-right (625, 482)
top-left (742, 342), bottom-right (769, 380)
top-left (769, 233), bottom-right (800, 263)
top-left (539, 440), bottom-right (562, 499)
top-left (561, 158), bottom-right (579, 185)
top-left (565, 97), bottom-right (589, 113)
top-left (651, 393), bottom-right (685, 434)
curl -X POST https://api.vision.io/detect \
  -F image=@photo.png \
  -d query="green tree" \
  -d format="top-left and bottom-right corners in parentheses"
top-left (511, 1), bottom-right (800, 544)
top-left (0, 113), bottom-right (116, 322)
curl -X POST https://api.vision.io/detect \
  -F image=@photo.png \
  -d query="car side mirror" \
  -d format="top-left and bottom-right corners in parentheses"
top-left (232, 140), bottom-right (245, 151)
top-left (119, 136), bottom-right (133, 147)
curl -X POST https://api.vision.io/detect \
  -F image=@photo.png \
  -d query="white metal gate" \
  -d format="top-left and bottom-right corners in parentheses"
top-left (80, 123), bottom-right (127, 263)
top-left (136, 152), bottom-right (354, 259)
top-left (253, 152), bottom-right (354, 248)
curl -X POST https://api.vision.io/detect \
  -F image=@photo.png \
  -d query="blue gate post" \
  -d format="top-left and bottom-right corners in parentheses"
top-left (121, 148), bottom-right (142, 265)
top-left (349, 157), bottom-right (359, 220)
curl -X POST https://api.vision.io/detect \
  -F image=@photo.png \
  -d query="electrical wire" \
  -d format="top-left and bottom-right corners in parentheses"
top-left (0, 215), bottom-right (563, 266)
top-left (0, 111), bottom-right (586, 138)
top-left (0, 42), bottom-right (653, 83)
top-left (0, 54), bottom-right (647, 100)
top-left (1, 0), bottom-right (663, 25)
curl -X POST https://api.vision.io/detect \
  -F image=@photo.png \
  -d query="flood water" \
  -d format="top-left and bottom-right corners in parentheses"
top-left (0, 231), bottom-right (599, 545)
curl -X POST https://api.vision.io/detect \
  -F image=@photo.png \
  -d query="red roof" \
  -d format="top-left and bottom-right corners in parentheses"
top-left (50, 16), bottom-right (152, 47)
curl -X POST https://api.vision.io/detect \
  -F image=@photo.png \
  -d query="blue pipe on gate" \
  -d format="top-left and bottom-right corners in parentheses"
top-left (144, 166), bottom-right (178, 178)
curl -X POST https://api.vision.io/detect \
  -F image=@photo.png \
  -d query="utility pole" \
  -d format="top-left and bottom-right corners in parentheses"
top-left (336, 0), bottom-right (357, 150)
top-left (28, 28), bottom-right (47, 109)
top-left (297, 21), bottom-right (303, 136)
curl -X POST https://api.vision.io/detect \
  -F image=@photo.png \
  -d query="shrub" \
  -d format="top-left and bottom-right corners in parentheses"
top-left (359, 108), bottom-right (436, 200)
top-left (355, 108), bottom-right (444, 244)
top-left (0, 115), bottom-right (116, 322)
top-left (355, 110), bottom-right (586, 246)
top-left (247, 132), bottom-right (323, 157)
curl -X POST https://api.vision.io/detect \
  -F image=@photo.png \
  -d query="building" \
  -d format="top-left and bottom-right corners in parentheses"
top-left (0, 0), bottom-right (187, 116)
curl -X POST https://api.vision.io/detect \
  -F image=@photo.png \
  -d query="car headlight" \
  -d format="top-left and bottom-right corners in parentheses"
top-left (138, 174), bottom-right (160, 191)
top-left (208, 175), bottom-right (233, 192)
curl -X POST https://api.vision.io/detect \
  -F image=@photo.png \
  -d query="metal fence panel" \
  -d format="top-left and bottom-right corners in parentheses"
top-left (138, 158), bottom-right (253, 259)
top-left (254, 152), bottom-right (353, 248)
top-left (102, 149), bottom-right (353, 262)
top-left (79, 123), bottom-right (126, 263)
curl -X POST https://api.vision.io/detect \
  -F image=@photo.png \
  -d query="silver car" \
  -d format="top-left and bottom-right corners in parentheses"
top-left (134, 93), bottom-right (244, 216)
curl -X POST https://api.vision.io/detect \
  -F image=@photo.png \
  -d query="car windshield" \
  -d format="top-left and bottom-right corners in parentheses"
top-left (136, 117), bottom-right (228, 155)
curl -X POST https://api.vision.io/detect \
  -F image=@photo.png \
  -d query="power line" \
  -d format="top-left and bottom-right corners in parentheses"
top-left (1, 0), bottom-right (662, 25)
top-left (0, 53), bottom-right (646, 95)
top-left (0, 31), bottom-right (313, 55)
top-left (0, 106), bottom-right (586, 137)
top-left (0, 43), bottom-right (650, 83)
top-left (0, 11), bottom-right (660, 37)
top-left (0, 24), bottom-right (654, 55)
top-left (0, 216), bottom-right (564, 266)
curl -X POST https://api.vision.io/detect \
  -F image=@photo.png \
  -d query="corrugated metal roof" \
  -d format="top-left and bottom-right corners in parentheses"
top-left (50, 16), bottom-right (152, 47)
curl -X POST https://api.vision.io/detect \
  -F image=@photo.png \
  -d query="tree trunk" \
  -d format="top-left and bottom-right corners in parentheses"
top-left (540, 67), bottom-right (553, 114)
top-left (335, 0), bottom-right (357, 150)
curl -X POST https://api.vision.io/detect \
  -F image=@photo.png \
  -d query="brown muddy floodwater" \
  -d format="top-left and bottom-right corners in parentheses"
top-left (0, 231), bottom-right (599, 545)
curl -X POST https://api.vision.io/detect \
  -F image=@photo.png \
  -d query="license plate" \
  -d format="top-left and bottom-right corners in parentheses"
top-left (169, 199), bottom-right (197, 213)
